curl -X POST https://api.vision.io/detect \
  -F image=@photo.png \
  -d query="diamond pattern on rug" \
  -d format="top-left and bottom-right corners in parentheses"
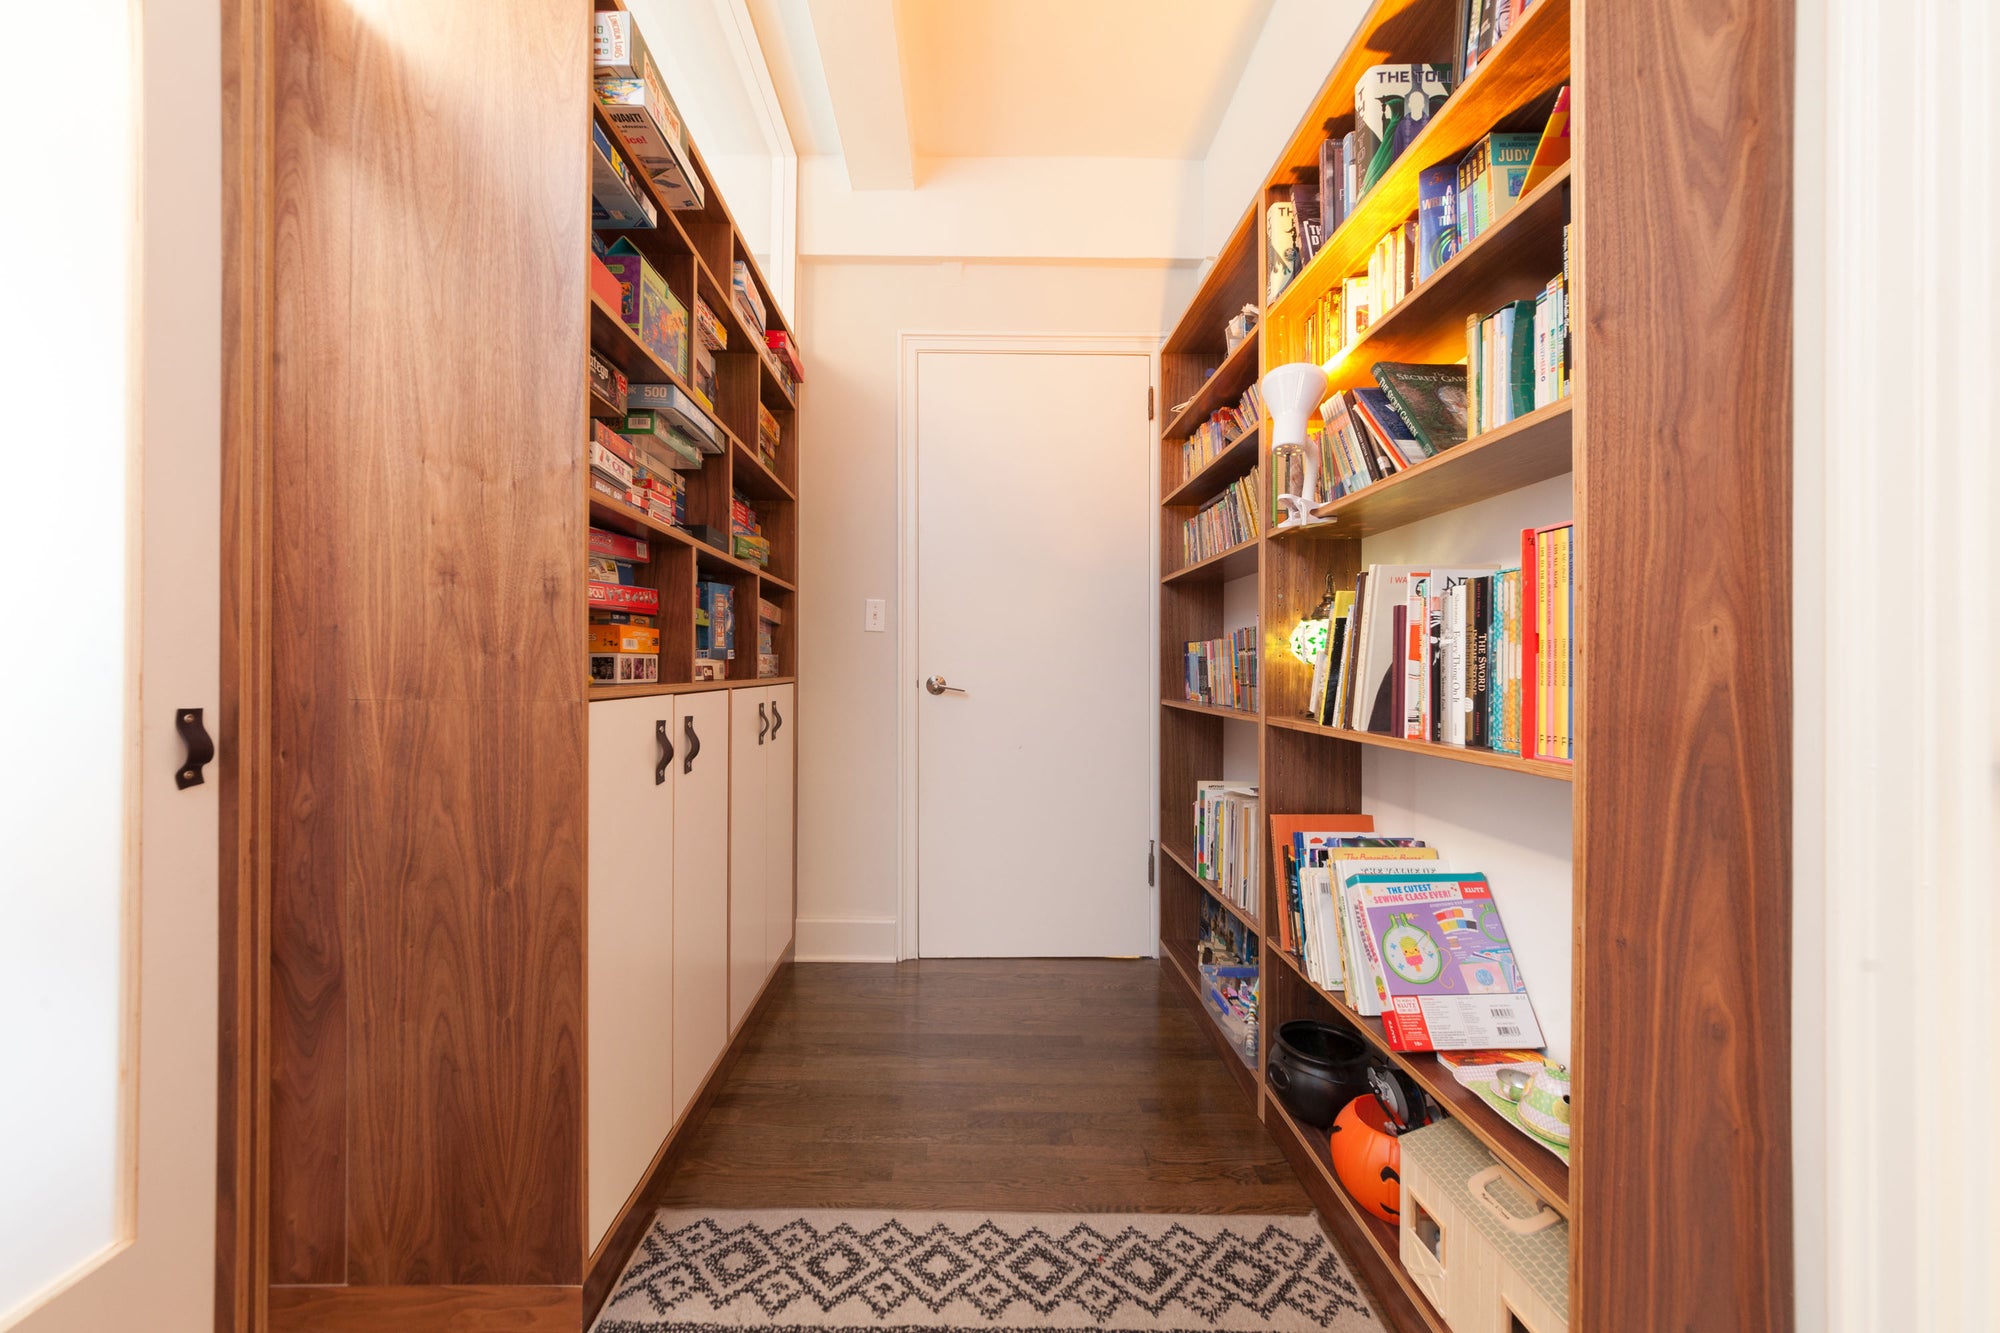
top-left (593, 1210), bottom-right (1380, 1332)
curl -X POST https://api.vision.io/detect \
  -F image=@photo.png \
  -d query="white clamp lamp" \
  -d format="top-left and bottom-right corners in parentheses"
top-left (1263, 359), bottom-right (1332, 531)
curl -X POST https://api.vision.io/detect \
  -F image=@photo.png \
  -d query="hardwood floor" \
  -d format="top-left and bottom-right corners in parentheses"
top-left (657, 959), bottom-right (1311, 1215)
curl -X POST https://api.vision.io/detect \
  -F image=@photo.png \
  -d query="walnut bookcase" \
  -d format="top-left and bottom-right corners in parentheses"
top-left (1154, 0), bottom-right (1793, 1328)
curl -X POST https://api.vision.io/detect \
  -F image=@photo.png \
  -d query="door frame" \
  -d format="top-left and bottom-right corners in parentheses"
top-left (893, 332), bottom-right (1162, 961)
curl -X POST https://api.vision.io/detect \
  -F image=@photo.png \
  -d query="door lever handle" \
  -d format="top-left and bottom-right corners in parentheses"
top-left (924, 675), bottom-right (966, 696)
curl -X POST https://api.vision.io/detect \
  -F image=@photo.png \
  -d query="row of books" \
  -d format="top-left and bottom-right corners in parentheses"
top-left (588, 527), bottom-right (662, 686)
top-left (1194, 781), bottom-right (1259, 914)
top-left (1180, 382), bottom-right (1264, 480)
top-left (1184, 628), bottom-right (1259, 713)
top-left (1460, 0), bottom-right (1540, 79)
top-left (1466, 249), bottom-right (1571, 431)
top-left (1273, 811), bottom-right (1543, 1052)
top-left (1181, 472), bottom-right (1262, 567)
top-left (1298, 529), bottom-right (1576, 762)
top-left (730, 491), bottom-right (771, 568)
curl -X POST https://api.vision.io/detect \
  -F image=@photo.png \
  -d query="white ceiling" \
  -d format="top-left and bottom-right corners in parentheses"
top-left (748, 0), bottom-right (1273, 169)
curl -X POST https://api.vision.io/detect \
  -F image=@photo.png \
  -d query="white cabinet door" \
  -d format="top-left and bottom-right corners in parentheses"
top-left (727, 687), bottom-right (769, 1031)
top-left (586, 697), bottom-right (675, 1252)
top-left (672, 692), bottom-right (730, 1119)
top-left (765, 684), bottom-right (795, 966)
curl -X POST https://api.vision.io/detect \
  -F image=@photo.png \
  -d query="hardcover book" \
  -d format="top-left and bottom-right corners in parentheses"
top-left (1416, 162), bottom-right (1460, 282)
top-left (1371, 362), bottom-right (1469, 455)
top-left (1353, 64), bottom-right (1455, 195)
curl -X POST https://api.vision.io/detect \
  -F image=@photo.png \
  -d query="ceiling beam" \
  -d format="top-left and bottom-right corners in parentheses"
top-left (803, 0), bottom-right (914, 190)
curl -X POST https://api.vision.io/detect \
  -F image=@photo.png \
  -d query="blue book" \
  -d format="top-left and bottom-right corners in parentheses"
top-left (1417, 162), bottom-right (1460, 281)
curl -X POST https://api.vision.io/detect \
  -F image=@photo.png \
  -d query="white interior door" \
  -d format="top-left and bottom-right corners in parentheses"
top-left (727, 687), bottom-right (768, 1028)
top-left (585, 699), bottom-right (676, 1251)
top-left (2, 1), bottom-right (220, 1328)
top-left (912, 347), bottom-right (1154, 957)
top-left (764, 684), bottom-right (796, 966)
top-left (672, 692), bottom-right (730, 1117)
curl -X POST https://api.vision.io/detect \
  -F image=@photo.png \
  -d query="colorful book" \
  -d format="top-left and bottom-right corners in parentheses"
top-left (1353, 65), bottom-right (1455, 195)
top-left (1354, 872), bottom-right (1544, 1050)
top-left (1416, 162), bottom-right (1460, 282)
top-left (1371, 362), bottom-right (1468, 456)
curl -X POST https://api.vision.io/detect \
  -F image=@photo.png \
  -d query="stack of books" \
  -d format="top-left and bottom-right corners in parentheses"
top-left (757, 597), bottom-right (783, 678)
top-left (1194, 780), bottom-right (1260, 914)
top-left (693, 580), bottom-right (734, 681)
top-left (1271, 812), bottom-right (1545, 1052)
top-left (1295, 528), bottom-right (1575, 763)
top-left (730, 491), bottom-right (771, 567)
top-left (1184, 628), bottom-right (1258, 712)
top-left (587, 528), bottom-right (661, 685)
top-left (1181, 471), bottom-right (1262, 567)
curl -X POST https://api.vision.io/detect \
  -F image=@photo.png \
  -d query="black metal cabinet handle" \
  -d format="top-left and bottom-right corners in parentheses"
top-left (175, 708), bottom-right (214, 790)
top-left (757, 701), bottom-right (769, 745)
top-left (655, 719), bottom-right (672, 785)
top-left (683, 714), bottom-right (701, 773)
top-left (770, 700), bottom-right (783, 738)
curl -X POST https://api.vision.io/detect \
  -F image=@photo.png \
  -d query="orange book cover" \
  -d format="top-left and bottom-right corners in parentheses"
top-left (1267, 813), bottom-right (1376, 953)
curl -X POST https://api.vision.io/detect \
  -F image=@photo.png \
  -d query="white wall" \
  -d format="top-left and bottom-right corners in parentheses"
top-left (1196, 0), bottom-right (1372, 257)
top-left (794, 258), bottom-right (1196, 960)
top-left (1355, 473), bottom-right (1575, 1064)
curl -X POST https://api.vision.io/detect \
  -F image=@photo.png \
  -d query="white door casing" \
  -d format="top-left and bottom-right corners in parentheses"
top-left (2, 0), bottom-right (222, 1329)
top-left (899, 337), bottom-right (1160, 959)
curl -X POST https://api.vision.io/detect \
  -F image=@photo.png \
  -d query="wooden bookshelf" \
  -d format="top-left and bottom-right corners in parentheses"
top-left (1160, 839), bottom-right (1261, 934)
top-left (1151, 0), bottom-right (1795, 1326)
top-left (1160, 697), bottom-right (1260, 722)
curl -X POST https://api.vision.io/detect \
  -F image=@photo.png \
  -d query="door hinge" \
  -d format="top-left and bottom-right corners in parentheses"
top-left (1148, 385), bottom-right (1156, 421)
top-left (1148, 839), bottom-right (1157, 886)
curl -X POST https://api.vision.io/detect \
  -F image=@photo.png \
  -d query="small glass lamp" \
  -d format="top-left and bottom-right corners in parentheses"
top-left (1264, 361), bottom-right (1331, 530)
top-left (1289, 572), bottom-right (1339, 666)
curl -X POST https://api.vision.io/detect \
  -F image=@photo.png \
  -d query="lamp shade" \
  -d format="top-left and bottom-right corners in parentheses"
top-left (1262, 361), bottom-right (1330, 450)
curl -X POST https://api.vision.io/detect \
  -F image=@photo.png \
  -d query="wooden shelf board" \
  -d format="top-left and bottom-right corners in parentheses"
top-left (1263, 1091), bottom-right (1451, 1333)
top-left (1161, 839), bottom-right (1261, 936)
top-left (1267, 0), bottom-right (1570, 326)
top-left (589, 675), bottom-right (794, 701)
top-left (757, 569), bottom-right (796, 594)
top-left (1277, 400), bottom-right (1573, 539)
top-left (1163, 333), bottom-right (1262, 442)
top-left (732, 438), bottom-right (795, 502)
top-left (1268, 946), bottom-right (1571, 1214)
top-left (588, 490), bottom-right (693, 547)
top-left (1159, 939), bottom-right (1260, 1102)
top-left (1163, 425), bottom-right (1262, 510)
top-left (1162, 203), bottom-right (1260, 356)
top-left (1264, 713), bottom-right (1574, 781)
top-left (1160, 697), bottom-right (1261, 723)
top-left (1317, 161), bottom-right (1572, 390)
top-left (1163, 537), bottom-right (1260, 586)
top-left (759, 356), bottom-right (800, 412)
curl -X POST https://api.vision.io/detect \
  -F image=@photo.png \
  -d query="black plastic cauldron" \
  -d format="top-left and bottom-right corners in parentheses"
top-left (1267, 1021), bottom-right (1373, 1129)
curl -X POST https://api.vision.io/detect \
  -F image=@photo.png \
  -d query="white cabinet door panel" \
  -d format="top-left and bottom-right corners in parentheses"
top-left (765, 684), bottom-right (795, 967)
top-left (672, 692), bottom-right (730, 1118)
top-left (586, 697), bottom-right (675, 1251)
top-left (727, 687), bottom-right (768, 1030)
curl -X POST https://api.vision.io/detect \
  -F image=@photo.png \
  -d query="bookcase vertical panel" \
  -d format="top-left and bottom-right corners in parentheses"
top-left (1570, 0), bottom-right (1794, 1325)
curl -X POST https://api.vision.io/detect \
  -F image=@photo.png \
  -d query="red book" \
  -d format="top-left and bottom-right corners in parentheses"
top-left (588, 581), bottom-right (659, 614)
top-left (1519, 526), bottom-right (1538, 760)
top-left (588, 527), bottom-right (650, 563)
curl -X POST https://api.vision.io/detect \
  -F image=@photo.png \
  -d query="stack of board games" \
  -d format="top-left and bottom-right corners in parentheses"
top-left (590, 419), bottom-right (685, 527)
top-left (587, 528), bottom-right (661, 685)
top-left (755, 403), bottom-right (781, 473)
top-left (628, 381), bottom-right (721, 455)
top-left (693, 580), bottom-right (734, 681)
top-left (756, 597), bottom-right (783, 677)
top-left (730, 260), bottom-right (765, 333)
top-left (764, 330), bottom-right (802, 398)
top-left (730, 491), bottom-right (771, 568)
top-left (692, 297), bottom-right (726, 411)
top-left (588, 351), bottom-right (627, 418)
top-left (589, 120), bottom-right (656, 231)
top-left (600, 240), bottom-right (689, 377)
top-left (592, 10), bottom-right (703, 209)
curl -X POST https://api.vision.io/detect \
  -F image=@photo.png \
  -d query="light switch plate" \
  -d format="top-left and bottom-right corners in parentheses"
top-left (864, 598), bottom-right (886, 632)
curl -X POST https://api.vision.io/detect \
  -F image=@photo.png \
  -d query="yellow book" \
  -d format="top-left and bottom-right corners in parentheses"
top-left (1552, 524), bottom-right (1573, 760)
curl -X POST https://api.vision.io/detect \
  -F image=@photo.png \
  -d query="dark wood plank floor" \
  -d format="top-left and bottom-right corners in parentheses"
top-left (658, 959), bottom-right (1311, 1214)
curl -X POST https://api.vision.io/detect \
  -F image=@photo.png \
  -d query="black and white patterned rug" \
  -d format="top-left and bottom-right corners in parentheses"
top-left (592, 1210), bottom-right (1381, 1331)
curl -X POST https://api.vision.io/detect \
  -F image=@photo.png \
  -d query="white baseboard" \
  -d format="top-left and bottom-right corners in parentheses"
top-left (792, 915), bottom-right (900, 962)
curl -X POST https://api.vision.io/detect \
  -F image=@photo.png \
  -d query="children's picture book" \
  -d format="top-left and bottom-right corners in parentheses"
top-left (1352, 871), bottom-right (1544, 1050)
